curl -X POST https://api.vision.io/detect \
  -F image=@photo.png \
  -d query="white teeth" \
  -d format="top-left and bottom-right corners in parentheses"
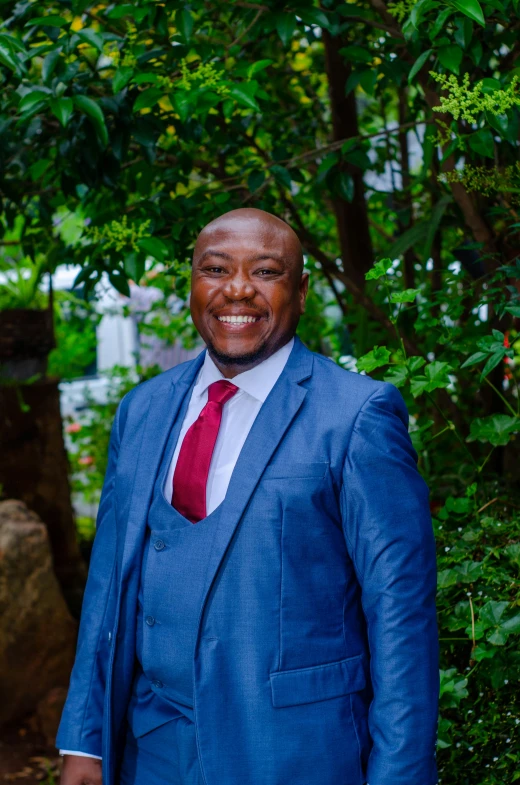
top-left (217, 315), bottom-right (259, 323)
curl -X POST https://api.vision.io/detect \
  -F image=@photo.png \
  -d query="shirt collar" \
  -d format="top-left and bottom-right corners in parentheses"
top-left (193, 336), bottom-right (295, 403)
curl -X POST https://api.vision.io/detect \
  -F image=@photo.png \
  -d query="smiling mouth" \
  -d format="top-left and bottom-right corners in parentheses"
top-left (216, 315), bottom-right (262, 324)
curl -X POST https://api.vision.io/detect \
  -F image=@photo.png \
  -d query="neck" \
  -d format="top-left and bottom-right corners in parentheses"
top-left (207, 336), bottom-right (293, 379)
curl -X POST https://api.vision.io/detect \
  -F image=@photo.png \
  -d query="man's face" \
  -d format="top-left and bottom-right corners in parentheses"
top-left (190, 218), bottom-right (308, 375)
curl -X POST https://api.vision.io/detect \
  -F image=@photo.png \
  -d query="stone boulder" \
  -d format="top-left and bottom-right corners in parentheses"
top-left (0, 499), bottom-right (77, 729)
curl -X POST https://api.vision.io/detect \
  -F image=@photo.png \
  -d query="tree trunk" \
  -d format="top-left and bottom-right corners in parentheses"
top-left (0, 309), bottom-right (86, 616)
top-left (322, 29), bottom-right (374, 290)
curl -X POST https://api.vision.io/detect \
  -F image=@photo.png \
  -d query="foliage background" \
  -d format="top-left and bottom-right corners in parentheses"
top-left (1, 0), bottom-right (520, 782)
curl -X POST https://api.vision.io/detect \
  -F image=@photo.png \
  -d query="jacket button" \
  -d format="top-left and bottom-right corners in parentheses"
top-left (154, 539), bottom-right (165, 551)
top-left (151, 679), bottom-right (163, 689)
top-left (146, 616), bottom-right (155, 627)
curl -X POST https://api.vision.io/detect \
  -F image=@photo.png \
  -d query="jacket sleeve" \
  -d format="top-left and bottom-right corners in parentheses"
top-left (55, 401), bottom-right (124, 757)
top-left (340, 382), bottom-right (439, 785)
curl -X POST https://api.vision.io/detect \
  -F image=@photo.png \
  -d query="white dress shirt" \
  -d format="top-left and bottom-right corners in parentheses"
top-left (60, 336), bottom-right (294, 759)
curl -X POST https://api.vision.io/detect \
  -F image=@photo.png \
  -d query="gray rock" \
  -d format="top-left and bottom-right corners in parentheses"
top-left (0, 499), bottom-right (77, 727)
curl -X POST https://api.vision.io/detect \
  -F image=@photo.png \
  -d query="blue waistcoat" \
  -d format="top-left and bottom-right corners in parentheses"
top-left (126, 379), bottom-right (222, 738)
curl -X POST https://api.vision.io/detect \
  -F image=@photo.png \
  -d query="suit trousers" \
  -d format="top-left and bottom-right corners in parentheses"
top-left (118, 708), bottom-right (203, 785)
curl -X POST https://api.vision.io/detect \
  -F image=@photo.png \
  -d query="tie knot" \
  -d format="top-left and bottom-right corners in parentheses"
top-left (207, 379), bottom-right (239, 406)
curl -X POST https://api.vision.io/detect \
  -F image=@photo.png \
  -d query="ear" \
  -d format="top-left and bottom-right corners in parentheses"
top-left (299, 272), bottom-right (310, 313)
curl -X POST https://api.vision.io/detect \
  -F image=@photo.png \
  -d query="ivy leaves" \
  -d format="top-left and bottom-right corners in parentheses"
top-left (461, 330), bottom-right (514, 380)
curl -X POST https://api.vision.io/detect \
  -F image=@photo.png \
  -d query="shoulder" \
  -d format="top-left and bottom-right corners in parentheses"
top-left (306, 352), bottom-right (408, 424)
top-left (115, 355), bottom-right (202, 434)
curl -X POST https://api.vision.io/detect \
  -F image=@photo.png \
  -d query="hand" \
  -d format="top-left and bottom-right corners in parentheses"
top-left (60, 755), bottom-right (102, 785)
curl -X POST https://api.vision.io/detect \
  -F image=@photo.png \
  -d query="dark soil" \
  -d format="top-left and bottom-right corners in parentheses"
top-left (0, 721), bottom-right (61, 784)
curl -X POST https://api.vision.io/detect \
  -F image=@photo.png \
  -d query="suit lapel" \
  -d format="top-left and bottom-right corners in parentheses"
top-left (197, 335), bottom-right (314, 612)
top-left (117, 350), bottom-right (206, 581)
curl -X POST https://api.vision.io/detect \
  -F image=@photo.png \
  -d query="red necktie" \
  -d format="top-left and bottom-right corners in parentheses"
top-left (172, 379), bottom-right (239, 523)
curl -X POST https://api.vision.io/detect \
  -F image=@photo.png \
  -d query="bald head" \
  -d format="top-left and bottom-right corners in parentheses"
top-left (194, 208), bottom-right (304, 275)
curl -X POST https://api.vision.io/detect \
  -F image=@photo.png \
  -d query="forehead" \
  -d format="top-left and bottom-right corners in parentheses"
top-left (195, 221), bottom-right (293, 259)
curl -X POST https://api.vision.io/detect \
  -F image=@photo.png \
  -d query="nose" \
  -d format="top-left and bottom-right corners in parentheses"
top-left (221, 270), bottom-right (256, 300)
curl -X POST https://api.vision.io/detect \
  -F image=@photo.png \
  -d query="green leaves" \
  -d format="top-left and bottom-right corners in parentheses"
top-left (335, 171), bottom-right (354, 202)
top-left (468, 415), bottom-right (519, 446)
top-left (450, 0), bottom-right (486, 27)
top-left (469, 128), bottom-right (494, 158)
top-left (50, 96), bottom-right (73, 127)
top-left (228, 83), bottom-right (260, 112)
top-left (113, 67), bottom-right (134, 94)
top-left (133, 87), bottom-right (162, 112)
top-left (274, 13), bottom-right (296, 46)
top-left (410, 361), bottom-right (454, 397)
top-left (25, 15), bottom-right (69, 28)
top-left (439, 668), bottom-right (469, 709)
top-left (74, 95), bottom-right (108, 147)
top-left (177, 9), bottom-right (195, 43)
top-left (408, 49), bottom-right (433, 83)
top-left (248, 170), bottom-right (265, 192)
top-left (297, 8), bottom-right (331, 30)
top-left (356, 346), bottom-right (391, 373)
top-left (76, 28), bottom-right (105, 53)
top-left (247, 60), bottom-right (273, 78)
top-left (461, 330), bottom-right (513, 379)
top-left (270, 165), bottom-right (292, 189)
top-left (0, 33), bottom-right (27, 76)
top-left (137, 237), bottom-right (169, 262)
top-left (365, 258), bottom-right (392, 281)
top-left (467, 601), bottom-right (520, 646)
top-left (390, 288), bottom-right (420, 303)
top-left (437, 44), bottom-right (463, 74)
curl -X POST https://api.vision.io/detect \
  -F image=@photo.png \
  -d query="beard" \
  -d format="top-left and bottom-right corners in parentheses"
top-left (205, 336), bottom-right (272, 368)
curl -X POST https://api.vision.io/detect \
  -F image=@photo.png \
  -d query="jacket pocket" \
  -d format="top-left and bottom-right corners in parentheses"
top-left (262, 461), bottom-right (329, 480)
top-left (269, 653), bottom-right (366, 708)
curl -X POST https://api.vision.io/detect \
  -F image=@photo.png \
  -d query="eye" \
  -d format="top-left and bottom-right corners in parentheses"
top-left (204, 265), bottom-right (226, 273)
top-left (256, 268), bottom-right (279, 276)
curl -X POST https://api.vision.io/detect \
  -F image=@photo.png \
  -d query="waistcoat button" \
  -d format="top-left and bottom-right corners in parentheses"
top-left (154, 539), bottom-right (165, 551)
top-left (146, 615), bottom-right (155, 627)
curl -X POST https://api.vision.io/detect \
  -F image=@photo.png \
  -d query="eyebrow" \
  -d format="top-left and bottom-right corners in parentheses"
top-left (197, 250), bottom-right (287, 265)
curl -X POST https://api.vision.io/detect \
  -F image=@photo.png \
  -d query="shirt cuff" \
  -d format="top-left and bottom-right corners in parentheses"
top-left (59, 750), bottom-right (102, 760)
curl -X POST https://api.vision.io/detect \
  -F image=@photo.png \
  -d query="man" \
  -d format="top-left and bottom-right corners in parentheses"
top-left (57, 208), bottom-right (439, 785)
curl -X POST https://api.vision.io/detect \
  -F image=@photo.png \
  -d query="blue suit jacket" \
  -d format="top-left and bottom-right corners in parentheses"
top-left (57, 335), bottom-right (439, 785)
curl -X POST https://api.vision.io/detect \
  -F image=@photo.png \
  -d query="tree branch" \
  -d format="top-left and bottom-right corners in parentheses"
top-left (345, 14), bottom-right (405, 38)
top-left (366, 0), bottom-right (403, 34)
top-left (279, 191), bottom-right (422, 356)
